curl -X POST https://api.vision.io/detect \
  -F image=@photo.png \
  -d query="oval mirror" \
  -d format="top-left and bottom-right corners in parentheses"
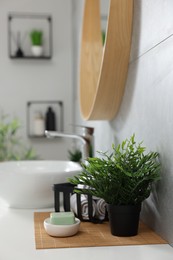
top-left (80, 0), bottom-right (134, 120)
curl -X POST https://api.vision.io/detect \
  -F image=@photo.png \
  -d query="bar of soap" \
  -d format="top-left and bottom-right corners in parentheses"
top-left (50, 212), bottom-right (75, 225)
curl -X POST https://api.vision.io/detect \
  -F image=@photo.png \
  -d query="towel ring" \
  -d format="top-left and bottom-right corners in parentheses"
top-left (80, 0), bottom-right (134, 120)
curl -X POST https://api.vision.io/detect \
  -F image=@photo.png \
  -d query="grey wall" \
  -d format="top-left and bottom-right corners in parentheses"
top-left (0, 0), bottom-right (74, 160)
top-left (74, 0), bottom-right (173, 246)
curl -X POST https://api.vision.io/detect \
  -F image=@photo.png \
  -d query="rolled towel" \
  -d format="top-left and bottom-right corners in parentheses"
top-left (70, 193), bottom-right (96, 220)
top-left (95, 198), bottom-right (107, 220)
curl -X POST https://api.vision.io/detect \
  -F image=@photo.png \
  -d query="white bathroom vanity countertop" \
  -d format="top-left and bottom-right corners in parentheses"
top-left (0, 207), bottom-right (173, 260)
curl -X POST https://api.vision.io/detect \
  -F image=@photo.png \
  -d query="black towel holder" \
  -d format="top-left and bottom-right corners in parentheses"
top-left (53, 182), bottom-right (108, 223)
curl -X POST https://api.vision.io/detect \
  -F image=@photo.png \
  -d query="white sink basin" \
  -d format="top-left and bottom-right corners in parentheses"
top-left (0, 160), bottom-right (82, 209)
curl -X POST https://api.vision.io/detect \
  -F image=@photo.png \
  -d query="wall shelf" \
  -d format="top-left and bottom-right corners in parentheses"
top-left (27, 101), bottom-right (63, 138)
top-left (9, 55), bottom-right (51, 60)
top-left (8, 13), bottom-right (53, 59)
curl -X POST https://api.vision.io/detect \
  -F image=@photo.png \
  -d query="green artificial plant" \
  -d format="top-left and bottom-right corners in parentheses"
top-left (69, 134), bottom-right (161, 206)
top-left (0, 114), bottom-right (38, 161)
top-left (68, 149), bottom-right (82, 163)
top-left (30, 30), bottom-right (43, 46)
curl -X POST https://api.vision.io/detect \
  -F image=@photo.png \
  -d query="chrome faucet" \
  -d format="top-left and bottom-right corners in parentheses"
top-left (45, 125), bottom-right (94, 160)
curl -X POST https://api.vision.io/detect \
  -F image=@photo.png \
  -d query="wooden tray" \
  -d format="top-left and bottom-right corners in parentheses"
top-left (34, 212), bottom-right (167, 249)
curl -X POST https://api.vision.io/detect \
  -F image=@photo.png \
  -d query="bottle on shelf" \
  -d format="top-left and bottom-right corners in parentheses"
top-left (33, 111), bottom-right (45, 136)
top-left (45, 106), bottom-right (56, 131)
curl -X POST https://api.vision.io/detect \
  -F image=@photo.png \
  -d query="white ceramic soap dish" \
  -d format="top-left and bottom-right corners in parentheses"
top-left (44, 217), bottom-right (80, 237)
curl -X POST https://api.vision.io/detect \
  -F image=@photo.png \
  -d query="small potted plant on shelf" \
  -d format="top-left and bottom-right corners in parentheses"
top-left (30, 29), bottom-right (43, 57)
top-left (68, 134), bottom-right (161, 237)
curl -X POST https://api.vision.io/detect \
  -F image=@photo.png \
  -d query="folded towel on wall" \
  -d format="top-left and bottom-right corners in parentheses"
top-left (70, 193), bottom-right (97, 220)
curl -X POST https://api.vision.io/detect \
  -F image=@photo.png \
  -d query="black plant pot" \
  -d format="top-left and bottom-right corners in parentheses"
top-left (107, 204), bottom-right (141, 237)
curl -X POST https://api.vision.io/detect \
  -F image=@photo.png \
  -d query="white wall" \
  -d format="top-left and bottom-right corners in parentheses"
top-left (73, 0), bottom-right (173, 246)
top-left (0, 0), bottom-right (74, 160)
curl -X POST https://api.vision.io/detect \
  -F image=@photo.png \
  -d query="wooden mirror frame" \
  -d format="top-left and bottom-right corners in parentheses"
top-left (80, 0), bottom-right (134, 120)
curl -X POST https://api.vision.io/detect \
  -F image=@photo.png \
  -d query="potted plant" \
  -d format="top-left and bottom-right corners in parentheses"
top-left (68, 134), bottom-right (161, 237)
top-left (30, 29), bottom-right (43, 57)
top-left (68, 149), bottom-right (82, 163)
top-left (0, 113), bottom-right (38, 161)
